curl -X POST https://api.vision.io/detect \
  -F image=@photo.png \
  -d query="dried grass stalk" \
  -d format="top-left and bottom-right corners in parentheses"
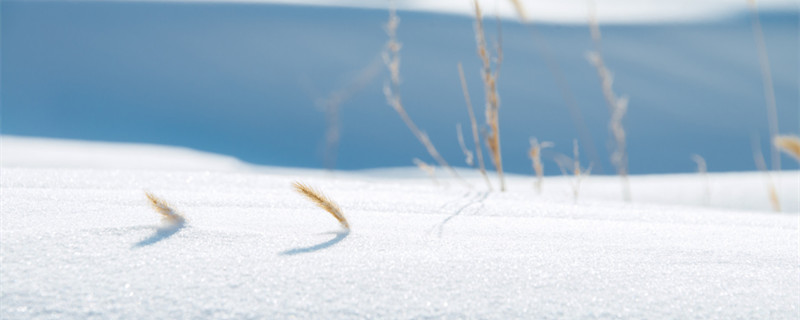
top-left (586, 2), bottom-right (631, 202)
top-left (529, 138), bottom-right (553, 194)
top-left (508, 0), bottom-right (528, 22)
top-left (555, 139), bottom-right (592, 203)
top-left (774, 135), bottom-right (800, 162)
top-left (319, 57), bottom-right (382, 170)
top-left (753, 137), bottom-right (781, 212)
top-left (690, 154), bottom-right (710, 206)
top-left (413, 158), bottom-right (439, 185)
top-left (456, 124), bottom-right (474, 167)
top-left (144, 191), bottom-right (185, 225)
top-left (382, 5), bottom-right (468, 187)
top-left (473, 0), bottom-right (506, 191)
top-left (748, 0), bottom-right (781, 171)
top-left (292, 181), bottom-right (350, 230)
top-left (458, 62), bottom-right (493, 191)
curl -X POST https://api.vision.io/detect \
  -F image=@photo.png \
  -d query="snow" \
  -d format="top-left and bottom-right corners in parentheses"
top-left (2, 136), bottom-right (798, 319)
top-left (93, 0), bottom-right (799, 24)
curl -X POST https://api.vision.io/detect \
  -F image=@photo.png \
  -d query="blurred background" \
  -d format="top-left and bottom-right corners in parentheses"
top-left (2, 0), bottom-right (798, 175)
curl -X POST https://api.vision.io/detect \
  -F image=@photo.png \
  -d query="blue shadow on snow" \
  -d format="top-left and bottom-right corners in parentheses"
top-left (132, 222), bottom-right (185, 248)
top-left (280, 230), bottom-right (350, 256)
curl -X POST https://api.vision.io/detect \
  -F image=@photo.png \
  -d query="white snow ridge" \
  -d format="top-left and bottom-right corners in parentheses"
top-left (1, 136), bottom-right (798, 319)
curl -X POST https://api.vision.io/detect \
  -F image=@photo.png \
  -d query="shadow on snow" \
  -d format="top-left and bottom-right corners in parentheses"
top-left (132, 222), bottom-right (185, 248)
top-left (280, 230), bottom-right (350, 256)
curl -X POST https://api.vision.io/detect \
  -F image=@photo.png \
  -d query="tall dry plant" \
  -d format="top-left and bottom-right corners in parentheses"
top-left (752, 137), bottom-right (781, 212)
top-left (472, 0), bottom-right (506, 191)
top-left (586, 2), bottom-right (631, 202)
top-left (555, 139), bottom-right (592, 203)
top-left (690, 154), bottom-right (710, 206)
top-left (458, 62), bottom-right (493, 191)
top-left (382, 5), bottom-right (468, 186)
top-left (748, 0), bottom-right (781, 171)
top-left (144, 191), bottom-right (186, 225)
top-left (773, 135), bottom-right (800, 162)
top-left (292, 181), bottom-right (350, 230)
top-left (529, 138), bottom-right (554, 194)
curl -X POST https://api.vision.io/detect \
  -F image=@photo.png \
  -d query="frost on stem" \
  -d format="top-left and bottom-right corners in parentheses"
top-left (586, 2), bottom-right (631, 202)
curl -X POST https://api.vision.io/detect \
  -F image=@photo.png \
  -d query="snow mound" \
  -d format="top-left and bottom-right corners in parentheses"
top-left (1, 137), bottom-right (798, 318)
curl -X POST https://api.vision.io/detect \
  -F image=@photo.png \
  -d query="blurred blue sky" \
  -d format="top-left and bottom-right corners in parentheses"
top-left (1, 1), bottom-right (798, 174)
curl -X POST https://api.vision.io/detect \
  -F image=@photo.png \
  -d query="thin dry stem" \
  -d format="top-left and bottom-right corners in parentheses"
top-left (752, 137), bottom-right (781, 212)
top-left (774, 135), bottom-right (800, 162)
top-left (748, 0), bottom-right (780, 171)
top-left (473, 0), bottom-right (506, 191)
top-left (413, 158), bottom-right (439, 186)
top-left (529, 138), bottom-right (554, 194)
top-left (144, 191), bottom-right (185, 225)
top-left (555, 139), bottom-right (591, 203)
top-left (458, 62), bottom-right (493, 191)
top-left (456, 124), bottom-right (474, 167)
top-left (508, 0), bottom-right (528, 22)
top-left (319, 56), bottom-right (383, 170)
top-left (382, 5), bottom-right (469, 187)
top-left (690, 154), bottom-right (710, 206)
top-left (586, 2), bottom-right (631, 202)
top-left (292, 181), bottom-right (350, 230)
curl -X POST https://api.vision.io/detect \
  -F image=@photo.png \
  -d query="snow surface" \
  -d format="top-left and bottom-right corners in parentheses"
top-left (88, 0), bottom-right (800, 23)
top-left (2, 136), bottom-right (798, 319)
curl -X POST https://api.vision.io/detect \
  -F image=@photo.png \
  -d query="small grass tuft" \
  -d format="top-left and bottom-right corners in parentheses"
top-left (292, 181), bottom-right (350, 230)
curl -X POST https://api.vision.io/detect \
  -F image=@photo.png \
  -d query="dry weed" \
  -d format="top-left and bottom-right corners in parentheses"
top-left (458, 62), bottom-right (493, 191)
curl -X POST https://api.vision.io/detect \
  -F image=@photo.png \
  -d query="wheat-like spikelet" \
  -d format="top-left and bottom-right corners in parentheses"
top-left (472, 0), bottom-right (506, 191)
top-left (292, 181), bottom-right (350, 230)
top-left (144, 191), bottom-right (185, 224)
top-left (774, 135), bottom-right (800, 162)
top-left (586, 2), bottom-right (631, 202)
top-left (529, 138), bottom-right (553, 194)
top-left (458, 62), bottom-right (493, 191)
